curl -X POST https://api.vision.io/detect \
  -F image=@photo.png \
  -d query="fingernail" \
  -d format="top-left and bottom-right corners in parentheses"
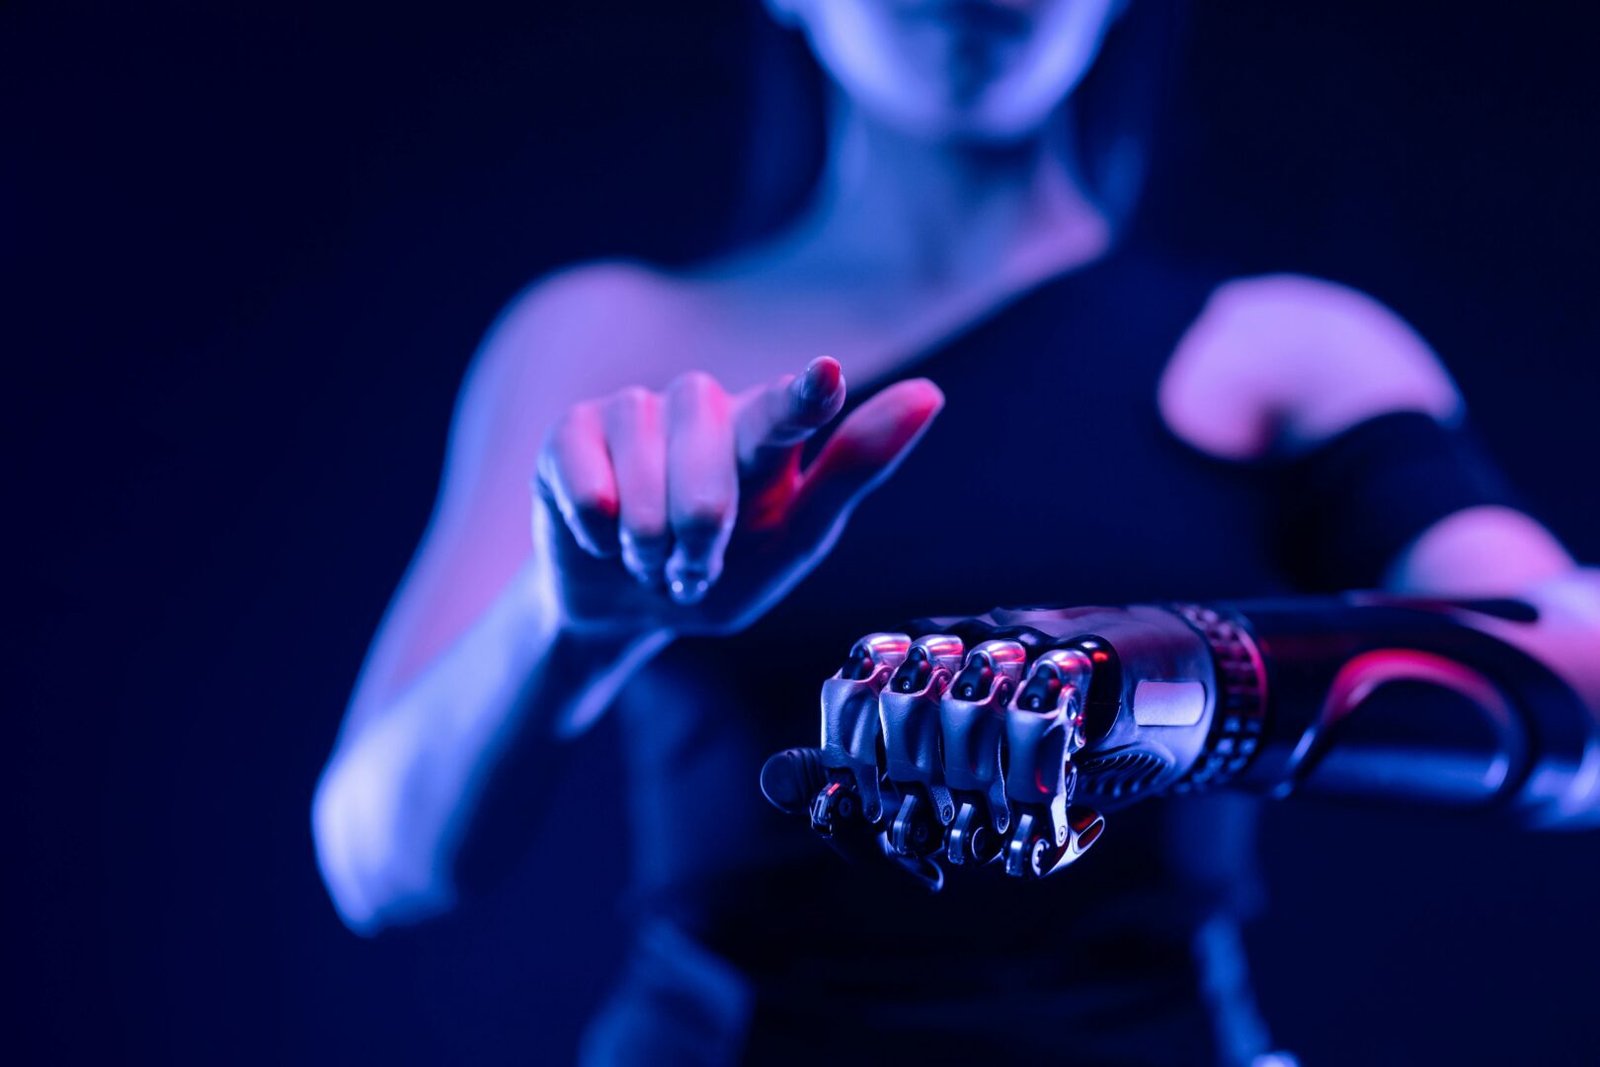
top-left (799, 356), bottom-right (842, 405)
top-left (669, 576), bottom-right (710, 605)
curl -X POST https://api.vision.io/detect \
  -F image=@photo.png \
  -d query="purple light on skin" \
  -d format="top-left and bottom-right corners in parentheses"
top-left (770, 0), bottom-right (1124, 142)
top-left (1159, 274), bottom-right (1464, 464)
top-left (311, 0), bottom-right (1600, 964)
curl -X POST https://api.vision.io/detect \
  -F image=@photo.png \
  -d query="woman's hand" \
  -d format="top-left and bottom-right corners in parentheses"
top-left (534, 357), bottom-right (943, 638)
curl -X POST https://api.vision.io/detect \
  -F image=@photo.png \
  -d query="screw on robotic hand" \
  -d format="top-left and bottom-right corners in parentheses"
top-left (946, 799), bottom-right (1001, 865)
top-left (1006, 803), bottom-right (1106, 878)
top-left (810, 778), bottom-right (859, 836)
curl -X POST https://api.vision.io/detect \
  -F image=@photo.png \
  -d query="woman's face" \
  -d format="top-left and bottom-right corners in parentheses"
top-left (769, 0), bottom-right (1124, 142)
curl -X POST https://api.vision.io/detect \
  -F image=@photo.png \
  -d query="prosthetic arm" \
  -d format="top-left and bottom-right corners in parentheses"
top-left (761, 593), bottom-right (1600, 885)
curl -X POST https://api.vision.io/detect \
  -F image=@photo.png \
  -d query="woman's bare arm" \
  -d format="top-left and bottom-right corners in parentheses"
top-left (312, 265), bottom-right (671, 932)
top-left (312, 263), bottom-right (944, 933)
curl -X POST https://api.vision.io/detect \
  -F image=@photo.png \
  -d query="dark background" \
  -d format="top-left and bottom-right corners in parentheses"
top-left (9, 1), bottom-right (1598, 1063)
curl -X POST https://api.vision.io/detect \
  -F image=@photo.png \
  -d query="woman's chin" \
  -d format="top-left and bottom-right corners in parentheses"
top-left (857, 81), bottom-right (1059, 144)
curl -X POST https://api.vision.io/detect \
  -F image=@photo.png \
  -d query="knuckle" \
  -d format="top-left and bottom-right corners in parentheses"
top-left (669, 369), bottom-right (722, 405)
top-left (548, 401), bottom-right (597, 447)
top-left (606, 385), bottom-right (655, 418)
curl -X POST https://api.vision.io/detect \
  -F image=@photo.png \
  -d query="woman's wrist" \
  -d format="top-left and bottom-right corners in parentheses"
top-left (539, 622), bottom-right (675, 738)
top-left (507, 555), bottom-right (676, 657)
top-left (546, 621), bottom-right (674, 677)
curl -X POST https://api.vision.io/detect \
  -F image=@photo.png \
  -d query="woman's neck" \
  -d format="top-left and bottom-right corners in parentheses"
top-left (779, 95), bottom-right (1111, 295)
top-left (681, 95), bottom-right (1115, 375)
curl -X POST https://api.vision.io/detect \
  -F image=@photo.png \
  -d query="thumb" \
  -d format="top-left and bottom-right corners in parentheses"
top-left (788, 377), bottom-right (944, 536)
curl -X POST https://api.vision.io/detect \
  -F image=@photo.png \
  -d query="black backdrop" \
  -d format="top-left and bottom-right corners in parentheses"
top-left (10, 2), bottom-right (1599, 1063)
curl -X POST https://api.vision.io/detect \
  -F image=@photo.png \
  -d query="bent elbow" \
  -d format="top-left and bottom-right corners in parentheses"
top-left (312, 753), bottom-right (456, 936)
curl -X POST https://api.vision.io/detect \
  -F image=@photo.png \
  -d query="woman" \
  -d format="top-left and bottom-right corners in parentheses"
top-left (313, 1), bottom-right (1599, 1062)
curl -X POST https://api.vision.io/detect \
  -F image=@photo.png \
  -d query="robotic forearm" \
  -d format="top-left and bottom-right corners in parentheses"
top-left (762, 595), bottom-right (1600, 884)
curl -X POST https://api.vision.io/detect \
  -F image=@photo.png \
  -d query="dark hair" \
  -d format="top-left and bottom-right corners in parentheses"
top-left (726, 0), bottom-right (1191, 246)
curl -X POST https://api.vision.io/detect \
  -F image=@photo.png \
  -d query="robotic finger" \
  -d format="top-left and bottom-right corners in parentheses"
top-left (810, 632), bottom-right (909, 836)
top-left (880, 634), bottom-right (965, 858)
top-left (1003, 648), bottom-right (1103, 878)
top-left (940, 639), bottom-right (1028, 866)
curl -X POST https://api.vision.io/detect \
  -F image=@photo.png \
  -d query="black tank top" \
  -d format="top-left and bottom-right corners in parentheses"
top-left (611, 241), bottom-right (1292, 1063)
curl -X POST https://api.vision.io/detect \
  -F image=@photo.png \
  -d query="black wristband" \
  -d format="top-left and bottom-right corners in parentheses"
top-left (1275, 411), bottom-right (1519, 591)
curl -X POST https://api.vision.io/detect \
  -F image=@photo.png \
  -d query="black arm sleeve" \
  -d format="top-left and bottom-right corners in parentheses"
top-left (1275, 411), bottom-right (1521, 591)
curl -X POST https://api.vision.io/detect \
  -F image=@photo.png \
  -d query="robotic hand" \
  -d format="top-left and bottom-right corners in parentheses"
top-left (761, 605), bottom-right (1249, 884)
top-left (762, 598), bottom-right (1598, 888)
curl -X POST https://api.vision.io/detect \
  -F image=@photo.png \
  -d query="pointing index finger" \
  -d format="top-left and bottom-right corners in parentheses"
top-left (736, 356), bottom-right (848, 487)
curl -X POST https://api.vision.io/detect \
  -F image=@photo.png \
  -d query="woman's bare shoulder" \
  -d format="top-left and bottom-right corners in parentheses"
top-left (1158, 273), bottom-right (1463, 462)
top-left (480, 259), bottom-right (703, 386)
